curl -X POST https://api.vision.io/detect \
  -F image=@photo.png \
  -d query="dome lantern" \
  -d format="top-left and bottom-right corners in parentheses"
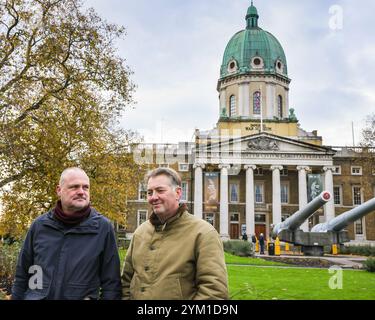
top-left (246, 1), bottom-right (259, 29)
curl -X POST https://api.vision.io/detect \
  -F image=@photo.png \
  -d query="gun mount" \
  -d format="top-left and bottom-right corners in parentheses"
top-left (311, 197), bottom-right (375, 232)
top-left (273, 195), bottom-right (375, 256)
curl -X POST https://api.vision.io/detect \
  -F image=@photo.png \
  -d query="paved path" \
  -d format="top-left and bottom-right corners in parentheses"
top-left (253, 253), bottom-right (367, 269)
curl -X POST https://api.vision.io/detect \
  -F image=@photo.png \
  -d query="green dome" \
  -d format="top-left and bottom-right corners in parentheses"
top-left (246, 4), bottom-right (258, 17)
top-left (220, 4), bottom-right (288, 79)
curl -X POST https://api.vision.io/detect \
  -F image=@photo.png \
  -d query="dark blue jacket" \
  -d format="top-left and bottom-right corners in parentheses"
top-left (11, 209), bottom-right (121, 300)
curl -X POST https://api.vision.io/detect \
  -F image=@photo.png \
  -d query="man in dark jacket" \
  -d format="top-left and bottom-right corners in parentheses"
top-left (11, 167), bottom-right (121, 300)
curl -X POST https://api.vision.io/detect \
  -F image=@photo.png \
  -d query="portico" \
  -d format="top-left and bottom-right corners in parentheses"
top-left (193, 133), bottom-right (335, 239)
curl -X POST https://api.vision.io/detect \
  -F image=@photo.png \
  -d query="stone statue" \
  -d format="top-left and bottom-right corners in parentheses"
top-left (220, 107), bottom-right (227, 117)
top-left (289, 108), bottom-right (297, 121)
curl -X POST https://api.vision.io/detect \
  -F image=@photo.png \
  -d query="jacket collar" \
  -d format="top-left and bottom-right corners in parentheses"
top-left (149, 203), bottom-right (187, 230)
top-left (42, 209), bottom-right (100, 234)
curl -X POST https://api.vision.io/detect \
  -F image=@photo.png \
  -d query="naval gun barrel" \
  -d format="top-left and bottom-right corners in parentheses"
top-left (311, 197), bottom-right (375, 232)
top-left (272, 191), bottom-right (332, 237)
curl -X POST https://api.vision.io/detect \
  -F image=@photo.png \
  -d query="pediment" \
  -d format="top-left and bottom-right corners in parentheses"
top-left (204, 132), bottom-right (334, 154)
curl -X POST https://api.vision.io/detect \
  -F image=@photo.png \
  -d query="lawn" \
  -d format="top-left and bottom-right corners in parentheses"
top-left (228, 265), bottom-right (375, 300)
top-left (119, 249), bottom-right (287, 267)
top-left (119, 249), bottom-right (375, 300)
top-left (224, 252), bottom-right (288, 266)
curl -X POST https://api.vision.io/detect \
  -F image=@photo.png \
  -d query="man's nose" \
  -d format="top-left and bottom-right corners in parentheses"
top-left (76, 186), bottom-right (85, 194)
top-left (148, 192), bottom-right (158, 201)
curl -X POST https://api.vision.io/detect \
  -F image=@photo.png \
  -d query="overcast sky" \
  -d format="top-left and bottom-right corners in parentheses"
top-left (84, 0), bottom-right (375, 147)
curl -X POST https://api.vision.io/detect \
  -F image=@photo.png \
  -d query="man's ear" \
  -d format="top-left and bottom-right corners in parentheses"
top-left (175, 186), bottom-right (182, 200)
top-left (56, 185), bottom-right (61, 197)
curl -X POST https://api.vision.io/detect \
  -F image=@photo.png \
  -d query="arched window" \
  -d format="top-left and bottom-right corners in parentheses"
top-left (253, 91), bottom-right (261, 115)
top-left (278, 95), bottom-right (283, 118)
top-left (229, 95), bottom-right (236, 117)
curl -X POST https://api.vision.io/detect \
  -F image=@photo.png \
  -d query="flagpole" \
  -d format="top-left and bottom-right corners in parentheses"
top-left (260, 85), bottom-right (263, 133)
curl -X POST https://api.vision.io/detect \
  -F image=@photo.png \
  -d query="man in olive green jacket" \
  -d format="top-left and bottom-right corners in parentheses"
top-left (121, 168), bottom-right (228, 300)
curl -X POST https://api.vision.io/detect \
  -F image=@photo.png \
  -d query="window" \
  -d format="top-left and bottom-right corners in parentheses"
top-left (355, 219), bottom-right (363, 235)
top-left (138, 183), bottom-right (147, 201)
top-left (137, 210), bottom-right (148, 227)
top-left (281, 183), bottom-right (289, 204)
top-left (332, 166), bottom-right (341, 175)
top-left (254, 168), bottom-right (263, 176)
top-left (181, 181), bottom-right (188, 202)
top-left (228, 60), bottom-right (237, 73)
top-left (255, 214), bottom-right (266, 223)
top-left (253, 91), bottom-right (261, 115)
top-left (230, 213), bottom-right (239, 222)
top-left (276, 60), bottom-right (284, 73)
top-left (159, 163), bottom-right (169, 168)
top-left (282, 214), bottom-right (291, 222)
top-left (229, 95), bottom-right (236, 117)
top-left (280, 168), bottom-right (288, 176)
top-left (352, 186), bottom-right (362, 206)
top-left (251, 56), bottom-right (264, 69)
top-left (229, 183), bottom-right (239, 203)
top-left (204, 213), bottom-right (214, 226)
top-left (333, 186), bottom-right (342, 205)
top-left (255, 183), bottom-right (264, 203)
top-left (178, 163), bottom-right (189, 172)
top-left (278, 95), bottom-right (283, 118)
top-left (351, 166), bottom-right (362, 175)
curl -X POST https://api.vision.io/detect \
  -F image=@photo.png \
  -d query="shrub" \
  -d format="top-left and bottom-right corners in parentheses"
top-left (0, 242), bottom-right (21, 296)
top-left (363, 258), bottom-right (375, 272)
top-left (340, 245), bottom-right (375, 257)
top-left (0, 242), bottom-right (21, 278)
top-left (223, 240), bottom-right (254, 257)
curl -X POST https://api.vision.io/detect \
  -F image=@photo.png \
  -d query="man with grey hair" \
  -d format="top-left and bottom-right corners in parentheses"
top-left (12, 167), bottom-right (121, 300)
top-left (121, 167), bottom-right (228, 300)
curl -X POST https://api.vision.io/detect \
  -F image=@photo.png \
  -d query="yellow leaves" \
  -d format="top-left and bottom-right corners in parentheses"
top-left (0, 0), bottom-right (137, 238)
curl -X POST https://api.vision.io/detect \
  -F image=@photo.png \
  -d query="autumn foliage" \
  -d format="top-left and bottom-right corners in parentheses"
top-left (0, 0), bottom-right (141, 237)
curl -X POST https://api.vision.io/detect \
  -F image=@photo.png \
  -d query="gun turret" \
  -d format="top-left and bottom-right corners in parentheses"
top-left (272, 191), bottom-right (331, 237)
top-left (311, 197), bottom-right (375, 232)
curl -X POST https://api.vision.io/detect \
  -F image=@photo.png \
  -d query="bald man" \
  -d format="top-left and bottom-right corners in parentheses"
top-left (11, 168), bottom-right (121, 300)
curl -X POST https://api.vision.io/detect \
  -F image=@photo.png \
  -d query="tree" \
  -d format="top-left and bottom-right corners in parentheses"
top-left (0, 0), bottom-right (141, 237)
top-left (361, 114), bottom-right (375, 147)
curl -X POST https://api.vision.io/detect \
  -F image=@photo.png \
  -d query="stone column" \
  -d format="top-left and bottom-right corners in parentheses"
top-left (219, 89), bottom-right (226, 116)
top-left (238, 84), bottom-right (244, 116)
top-left (243, 83), bottom-right (250, 116)
top-left (271, 165), bottom-right (283, 227)
top-left (266, 83), bottom-right (275, 118)
top-left (193, 163), bottom-right (205, 219)
top-left (323, 166), bottom-right (335, 222)
top-left (245, 165), bottom-right (256, 239)
top-left (297, 166), bottom-right (310, 231)
top-left (219, 164), bottom-right (231, 239)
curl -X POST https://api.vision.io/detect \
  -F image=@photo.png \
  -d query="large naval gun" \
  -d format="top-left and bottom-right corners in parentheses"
top-left (272, 191), bottom-right (332, 256)
top-left (272, 192), bottom-right (375, 256)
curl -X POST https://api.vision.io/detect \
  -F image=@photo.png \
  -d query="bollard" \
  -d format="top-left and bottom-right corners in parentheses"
top-left (285, 242), bottom-right (290, 253)
top-left (332, 244), bottom-right (338, 255)
top-left (275, 237), bottom-right (281, 256)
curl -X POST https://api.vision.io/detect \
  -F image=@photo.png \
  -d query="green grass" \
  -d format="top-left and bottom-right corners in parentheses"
top-left (119, 248), bottom-right (127, 268)
top-left (224, 252), bottom-right (288, 266)
top-left (120, 249), bottom-right (375, 300)
top-left (228, 265), bottom-right (375, 300)
top-left (119, 249), bottom-right (287, 267)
